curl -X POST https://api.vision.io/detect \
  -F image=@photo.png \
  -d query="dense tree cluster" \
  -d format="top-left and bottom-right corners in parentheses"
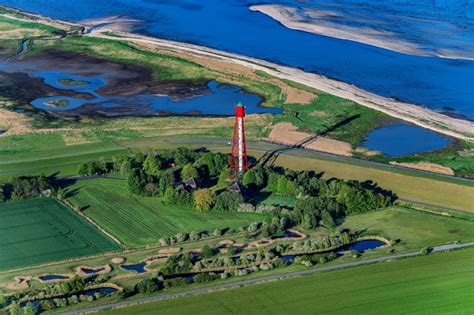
top-left (77, 148), bottom-right (395, 232)
top-left (0, 175), bottom-right (53, 201)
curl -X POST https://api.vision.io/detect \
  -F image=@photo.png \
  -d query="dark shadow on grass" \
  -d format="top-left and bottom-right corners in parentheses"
top-left (258, 114), bottom-right (360, 167)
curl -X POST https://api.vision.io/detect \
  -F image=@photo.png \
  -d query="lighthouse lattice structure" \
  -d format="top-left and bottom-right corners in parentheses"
top-left (230, 102), bottom-right (248, 176)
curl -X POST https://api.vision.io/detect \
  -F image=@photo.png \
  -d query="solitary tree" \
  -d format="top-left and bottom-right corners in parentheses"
top-left (194, 189), bottom-right (217, 212)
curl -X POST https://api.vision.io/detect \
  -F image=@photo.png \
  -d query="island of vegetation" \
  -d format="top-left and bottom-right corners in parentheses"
top-left (43, 98), bottom-right (69, 108)
top-left (58, 78), bottom-right (90, 86)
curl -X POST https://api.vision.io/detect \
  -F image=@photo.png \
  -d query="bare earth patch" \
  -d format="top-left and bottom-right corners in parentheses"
top-left (76, 264), bottom-right (112, 277)
top-left (268, 122), bottom-right (353, 156)
top-left (0, 109), bottom-right (31, 134)
top-left (63, 132), bottom-right (91, 146)
top-left (0, 28), bottom-right (45, 39)
top-left (139, 44), bottom-right (316, 105)
top-left (7, 276), bottom-right (31, 290)
top-left (111, 257), bottom-right (125, 264)
top-left (389, 161), bottom-right (455, 176)
top-left (158, 247), bottom-right (181, 255)
top-left (305, 138), bottom-right (353, 157)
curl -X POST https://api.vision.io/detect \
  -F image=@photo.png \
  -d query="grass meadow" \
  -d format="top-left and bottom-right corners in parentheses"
top-left (66, 178), bottom-right (267, 247)
top-left (99, 247), bottom-right (474, 315)
top-left (339, 207), bottom-right (474, 251)
top-left (0, 198), bottom-right (120, 271)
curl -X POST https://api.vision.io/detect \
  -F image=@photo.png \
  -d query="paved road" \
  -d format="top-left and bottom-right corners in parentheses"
top-left (169, 138), bottom-right (474, 184)
top-left (64, 242), bottom-right (474, 315)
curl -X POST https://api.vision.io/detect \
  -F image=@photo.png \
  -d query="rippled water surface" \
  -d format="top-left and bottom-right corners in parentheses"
top-left (2, 0), bottom-right (473, 119)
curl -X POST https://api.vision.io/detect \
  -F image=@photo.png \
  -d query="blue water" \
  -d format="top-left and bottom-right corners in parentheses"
top-left (2, 0), bottom-right (473, 119)
top-left (28, 69), bottom-right (278, 115)
top-left (39, 274), bottom-right (70, 281)
top-left (81, 267), bottom-right (105, 274)
top-left (121, 263), bottom-right (146, 273)
top-left (343, 240), bottom-right (386, 252)
top-left (83, 287), bottom-right (118, 296)
top-left (363, 124), bottom-right (453, 157)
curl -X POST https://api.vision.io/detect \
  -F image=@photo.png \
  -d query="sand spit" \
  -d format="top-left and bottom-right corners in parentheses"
top-left (87, 28), bottom-right (473, 141)
top-left (249, 4), bottom-right (474, 61)
top-left (1, 6), bottom-right (473, 141)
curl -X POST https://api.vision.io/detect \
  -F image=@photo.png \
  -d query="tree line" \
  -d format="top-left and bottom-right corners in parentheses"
top-left (77, 147), bottom-right (396, 232)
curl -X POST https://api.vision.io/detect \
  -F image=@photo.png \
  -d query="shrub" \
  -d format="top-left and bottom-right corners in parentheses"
top-left (214, 191), bottom-right (244, 211)
top-left (193, 273), bottom-right (218, 284)
top-left (163, 277), bottom-right (189, 288)
top-left (134, 278), bottom-right (159, 294)
top-left (237, 203), bottom-right (256, 212)
top-left (194, 189), bottom-right (217, 212)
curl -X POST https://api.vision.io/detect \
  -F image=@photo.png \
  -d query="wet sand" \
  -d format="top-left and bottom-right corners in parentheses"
top-left (250, 4), bottom-right (474, 61)
top-left (1, 49), bottom-right (211, 118)
top-left (2, 6), bottom-right (473, 141)
top-left (88, 28), bottom-right (474, 141)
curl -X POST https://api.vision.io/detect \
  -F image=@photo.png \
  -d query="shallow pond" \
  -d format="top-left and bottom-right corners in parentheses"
top-left (120, 263), bottom-right (146, 273)
top-left (81, 267), bottom-right (105, 275)
top-left (4, 0), bottom-right (474, 120)
top-left (340, 240), bottom-right (386, 253)
top-left (39, 275), bottom-right (70, 281)
top-left (29, 70), bottom-right (281, 116)
top-left (362, 124), bottom-right (453, 156)
top-left (83, 287), bottom-right (118, 296)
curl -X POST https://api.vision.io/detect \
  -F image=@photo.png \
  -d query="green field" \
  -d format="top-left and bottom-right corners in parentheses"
top-left (339, 207), bottom-right (474, 251)
top-left (0, 198), bottom-right (120, 271)
top-left (100, 248), bottom-right (474, 315)
top-left (67, 178), bottom-right (267, 247)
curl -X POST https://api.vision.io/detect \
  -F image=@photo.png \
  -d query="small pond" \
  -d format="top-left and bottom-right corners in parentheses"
top-left (29, 70), bottom-right (282, 116)
top-left (121, 263), bottom-right (146, 273)
top-left (339, 240), bottom-right (386, 253)
top-left (39, 275), bottom-right (70, 281)
top-left (280, 255), bottom-right (295, 263)
top-left (83, 287), bottom-right (118, 296)
top-left (81, 267), bottom-right (105, 275)
top-left (362, 124), bottom-right (453, 156)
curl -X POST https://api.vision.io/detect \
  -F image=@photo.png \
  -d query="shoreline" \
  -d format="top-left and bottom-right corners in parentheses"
top-left (1, 5), bottom-right (473, 142)
top-left (88, 30), bottom-right (474, 141)
top-left (249, 4), bottom-right (474, 61)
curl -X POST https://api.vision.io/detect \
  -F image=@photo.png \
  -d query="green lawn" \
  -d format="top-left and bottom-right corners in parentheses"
top-left (100, 247), bottom-right (474, 315)
top-left (66, 178), bottom-right (267, 247)
top-left (0, 198), bottom-right (120, 271)
top-left (339, 207), bottom-right (474, 251)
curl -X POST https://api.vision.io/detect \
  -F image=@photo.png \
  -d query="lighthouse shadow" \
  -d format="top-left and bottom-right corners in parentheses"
top-left (258, 114), bottom-right (360, 167)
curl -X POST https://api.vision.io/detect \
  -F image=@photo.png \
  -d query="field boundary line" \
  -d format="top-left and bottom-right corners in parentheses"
top-left (62, 199), bottom-right (123, 247)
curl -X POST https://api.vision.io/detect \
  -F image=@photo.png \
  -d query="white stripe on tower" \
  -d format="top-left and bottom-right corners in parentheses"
top-left (238, 117), bottom-right (243, 173)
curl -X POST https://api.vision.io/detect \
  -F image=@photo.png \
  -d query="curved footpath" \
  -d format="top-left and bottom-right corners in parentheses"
top-left (64, 242), bottom-right (474, 315)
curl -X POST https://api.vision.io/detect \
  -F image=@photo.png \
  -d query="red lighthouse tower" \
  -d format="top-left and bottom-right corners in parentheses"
top-left (230, 102), bottom-right (248, 176)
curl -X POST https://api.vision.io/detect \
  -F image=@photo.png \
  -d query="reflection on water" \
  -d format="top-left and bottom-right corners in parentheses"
top-left (29, 70), bottom-right (281, 115)
top-left (2, 0), bottom-right (473, 119)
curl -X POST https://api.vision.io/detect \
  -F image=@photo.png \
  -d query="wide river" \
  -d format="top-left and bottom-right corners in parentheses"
top-left (2, 0), bottom-right (473, 121)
